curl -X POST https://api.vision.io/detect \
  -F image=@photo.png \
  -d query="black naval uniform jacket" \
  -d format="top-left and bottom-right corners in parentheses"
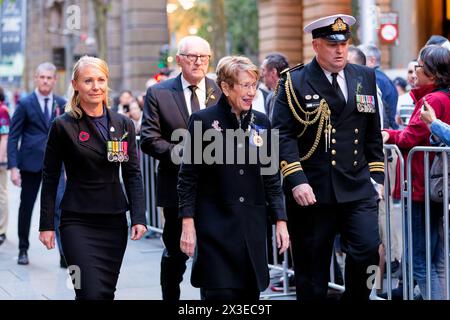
top-left (39, 108), bottom-right (146, 231)
top-left (177, 95), bottom-right (287, 291)
top-left (272, 58), bottom-right (384, 204)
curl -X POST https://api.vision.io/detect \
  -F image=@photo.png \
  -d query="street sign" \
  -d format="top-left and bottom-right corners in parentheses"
top-left (379, 12), bottom-right (399, 44)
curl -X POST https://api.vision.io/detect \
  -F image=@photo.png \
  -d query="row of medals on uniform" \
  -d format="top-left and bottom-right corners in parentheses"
top-left (107, 131), bottom-right (129, 163)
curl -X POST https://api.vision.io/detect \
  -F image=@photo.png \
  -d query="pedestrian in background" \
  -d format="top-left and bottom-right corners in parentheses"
top-left (260, 52), bottom-right (289, 121)
top-left (382, 45), bottom-right (450, 299)
top-left (7, 62), bottom-right (66, 265)
top-left (0, 86), bottom-right (10, 246)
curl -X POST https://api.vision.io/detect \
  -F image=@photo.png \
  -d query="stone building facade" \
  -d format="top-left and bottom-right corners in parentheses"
top-left (258, 0), bottom-right (449, 69)
top-left (24, 0), bottom-right (168, 97)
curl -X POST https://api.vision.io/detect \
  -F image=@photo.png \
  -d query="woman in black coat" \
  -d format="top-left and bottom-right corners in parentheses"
top-left (178, 56), bottom-right (290, 301)
top-left (39, 56), bottom-right (147, 300)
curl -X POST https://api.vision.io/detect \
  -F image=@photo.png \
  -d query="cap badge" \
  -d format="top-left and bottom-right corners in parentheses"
top-left (331, 18), bottom-right (347, 32)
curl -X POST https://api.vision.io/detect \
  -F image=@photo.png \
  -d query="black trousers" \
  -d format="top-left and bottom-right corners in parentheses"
top-left (160, 207), bottom-right (189, 301)
top-left (18, 170), bottom-right (42, 251)
top-left (60, 211), bottom-right (128, 300)
top-left (287, 197), bottom-right (380, 301)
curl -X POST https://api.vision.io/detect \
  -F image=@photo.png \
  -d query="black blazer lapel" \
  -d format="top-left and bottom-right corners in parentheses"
top-left (205, 77), bottom-right (221, 107)
top-left (336, 64), bottom-right (360, 123)
top-left (107, 108), bottom-right (125, 141)
top-left (31, 92), bottom-right (49, 129)
top-left (76, 112), bottom-right (107, 156)
top-left (171, 75), bottom-right (190, 126)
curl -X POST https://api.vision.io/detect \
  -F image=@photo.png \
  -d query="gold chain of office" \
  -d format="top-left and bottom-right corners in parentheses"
top-left (285, 71), bottom-right (332, 161)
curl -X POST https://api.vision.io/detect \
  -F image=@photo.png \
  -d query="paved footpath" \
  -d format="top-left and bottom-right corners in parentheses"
top-left (0, 178), bottom-right (199, 300)
top-left (0, 176), bottom-right (290, 300)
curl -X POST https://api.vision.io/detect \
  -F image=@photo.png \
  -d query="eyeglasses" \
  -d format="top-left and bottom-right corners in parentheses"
top-left (236, 82), bottom-right (258, 91)
top-left (179, 54), bottom-right (211, 63)
top-left (414, 64), bottom-right (424, 71)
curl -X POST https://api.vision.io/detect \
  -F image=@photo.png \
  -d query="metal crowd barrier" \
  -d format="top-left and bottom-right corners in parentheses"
top-left (134, 138), bottom-right (450, 300)
top-left (136, 136), bottom-right (164, 234)
top-left (406, 146), bottom-right (450, 300)
top-left (381, 144), bottom-right (407, 300)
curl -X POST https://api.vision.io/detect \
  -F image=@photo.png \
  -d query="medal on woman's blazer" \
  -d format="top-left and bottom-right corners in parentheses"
top-left (106, 131), bottom-right (129, 162)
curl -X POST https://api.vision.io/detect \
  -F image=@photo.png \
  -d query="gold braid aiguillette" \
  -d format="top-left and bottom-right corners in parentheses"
top-left (285, 71), bottom-right (332, 161)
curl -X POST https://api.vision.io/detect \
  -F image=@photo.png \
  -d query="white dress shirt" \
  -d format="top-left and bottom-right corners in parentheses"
top-left (34, 88), bottom-right (54, 115)
top-left (321, 68), bottom-right (348, 102)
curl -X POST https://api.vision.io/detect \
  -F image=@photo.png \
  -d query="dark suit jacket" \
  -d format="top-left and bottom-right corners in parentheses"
top-left (140, 74), bottom-right (221, 208)
top-left (39, 109), bottom-right (146, 231)
top-left (7, 92), bottom-right (66, 172)
top-left (272, 58), bottom-right (384, 204)
top-left (178, 95), bottom-right (286, 291)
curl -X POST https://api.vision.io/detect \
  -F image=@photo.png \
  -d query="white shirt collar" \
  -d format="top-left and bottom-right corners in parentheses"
top-left (34, 88), bottom-right (54, 111)
top-left (320, 68), bottom-right (345, 81)
top-left (181, 75), bottom-right (206, 93)
top-left (34, 88), bottom-right (53, 101)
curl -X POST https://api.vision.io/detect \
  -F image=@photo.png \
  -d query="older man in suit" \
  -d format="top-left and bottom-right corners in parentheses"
top-left (140, 35), bottom-right (221, 301)
top-left (7, 62), bottom-right (66, 265)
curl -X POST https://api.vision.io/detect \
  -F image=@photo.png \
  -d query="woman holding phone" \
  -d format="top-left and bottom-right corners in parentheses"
top-left (381, 45), bottom-right (450, 299)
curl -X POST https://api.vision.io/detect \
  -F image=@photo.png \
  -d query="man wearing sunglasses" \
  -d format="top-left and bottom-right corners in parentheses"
top-left (140, 35), bottom-right (221, 301)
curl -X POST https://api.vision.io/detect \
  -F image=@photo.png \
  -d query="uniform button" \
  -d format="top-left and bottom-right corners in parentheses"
top-left (353, 161), bottom-right (358, 166)
top-left (331, 160), bottom-right (336, 166)
top-left (332, 139), bottom-right (336, 144)
top-left (354, 150), bottom-right (358, 155)
top-left (354, 139), bottom-right (359, 145)
top-left (332, 128), bottom-right (336, 134)
top-left (239, 196), bottom-right (245, 203)
top-left (239, 169), bottom-right (244, 175)
top-left (354, 128), bottom-right (359, 134)
top-left (331, 150), bottom-right (336, 155)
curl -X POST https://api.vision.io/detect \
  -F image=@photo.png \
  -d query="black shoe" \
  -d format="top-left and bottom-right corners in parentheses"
top-left (0, 234), bottom-right (5, 246)
top-left (18, 250), bottom-right (29, 265)
top-left (60, 254), bottom-right (68, 268)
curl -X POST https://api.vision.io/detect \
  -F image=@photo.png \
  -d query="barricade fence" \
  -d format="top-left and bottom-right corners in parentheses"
top-left (405, 146), bottom-right (450, 300)
top-left (135, 135), bottom-right (450, 300)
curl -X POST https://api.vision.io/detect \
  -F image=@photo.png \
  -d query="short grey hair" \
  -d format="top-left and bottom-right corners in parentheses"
top-left (264, 53), bottom-right (289, 76)
top-left (177, 35), bottom-right (210, 55)
top-left (358, 44), bottom-right (381, 67)
top-left (35, 62), bottom-right (57, 77)
top-left (348, 46), bottom-right (366, 65)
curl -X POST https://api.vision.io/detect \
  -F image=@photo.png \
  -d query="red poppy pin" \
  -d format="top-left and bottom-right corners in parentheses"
top-left (79, 131), bottom-right (90, 142)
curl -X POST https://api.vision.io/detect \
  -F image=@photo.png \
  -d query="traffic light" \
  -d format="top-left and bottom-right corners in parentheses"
top-left (158, 44), bottom-right (170, 69)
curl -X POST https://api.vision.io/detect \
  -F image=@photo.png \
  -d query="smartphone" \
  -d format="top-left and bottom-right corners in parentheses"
top-left (421, 98), bottom-right (427, 111)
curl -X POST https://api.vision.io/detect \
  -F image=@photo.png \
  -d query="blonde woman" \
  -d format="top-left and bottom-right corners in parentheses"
top-left (39, 56), bottom-right (147, 300)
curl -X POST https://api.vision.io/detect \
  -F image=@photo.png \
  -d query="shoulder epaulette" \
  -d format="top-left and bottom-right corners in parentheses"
top-left (280, 63), bottom-right (305, 77)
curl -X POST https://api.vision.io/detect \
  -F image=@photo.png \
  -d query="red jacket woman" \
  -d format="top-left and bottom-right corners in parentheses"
top-left (384, 84), bottom-right (450, 201)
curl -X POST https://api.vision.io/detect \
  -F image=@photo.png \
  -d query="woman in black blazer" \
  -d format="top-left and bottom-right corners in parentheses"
top-left (178, 56), bottom-right (290, 301)
top-left (39, 56), bottom-right (147, 300)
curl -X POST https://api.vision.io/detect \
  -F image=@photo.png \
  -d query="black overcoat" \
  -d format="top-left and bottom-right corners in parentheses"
top-left (178, 95), bottom-right (286, 291)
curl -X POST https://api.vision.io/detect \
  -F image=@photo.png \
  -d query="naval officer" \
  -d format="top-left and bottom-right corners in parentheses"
top-left (272, 14), bottom-right (385, 300)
